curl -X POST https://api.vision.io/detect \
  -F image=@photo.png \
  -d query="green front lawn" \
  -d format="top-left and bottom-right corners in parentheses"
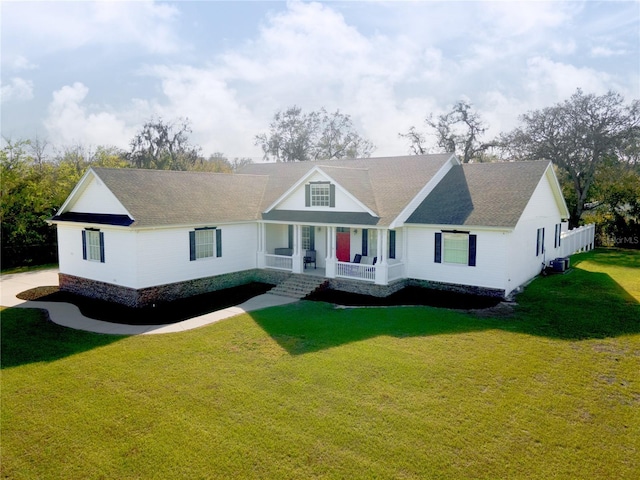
top-left (1, 249), bottom-right (639, 479)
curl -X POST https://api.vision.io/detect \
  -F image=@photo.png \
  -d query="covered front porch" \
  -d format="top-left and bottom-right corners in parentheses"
top-left (256, 222), bottom-right (405, 285)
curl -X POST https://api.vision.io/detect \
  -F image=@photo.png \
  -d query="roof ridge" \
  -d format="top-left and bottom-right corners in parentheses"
top-left (93, 166), bottom-right (275, 180)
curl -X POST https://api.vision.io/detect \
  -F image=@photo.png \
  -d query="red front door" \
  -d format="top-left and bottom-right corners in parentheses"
top-left (336, 231), bottom-right (351, 262)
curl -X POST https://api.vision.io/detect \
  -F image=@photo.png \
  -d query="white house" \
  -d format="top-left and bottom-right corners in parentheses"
top-left (50, 154), bottom-right (575, 307)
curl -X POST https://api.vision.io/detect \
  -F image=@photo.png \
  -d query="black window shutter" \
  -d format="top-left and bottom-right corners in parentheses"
top-left (389, 230), bottom-right (396, 259)
top-left (434, 232), bottom-right (442, 263)
top-left (329, 184), bottom-right (336, 207)
top-left (362, 229), bottom-right (368, 256)
top-left (468, 234), bottom-right (477, 266)
top-left (189, 231), bottom-right (196, 261)
top-left (82, 230), bottom-right (87, 260)
top-left (542, 228), bottom-right (545, 254)
top-left (305, 184), bottom-right (310, 207)
top-left (216, 229), bottom-right (222, 257)
top-left (536, 229), bottom-right (541, 256)
top-left (99, 232), bottom-right (105, 263)
top-left (288, 225), bottom-right (294, 249)
top-left (309, 226), bottom-right (315, 250)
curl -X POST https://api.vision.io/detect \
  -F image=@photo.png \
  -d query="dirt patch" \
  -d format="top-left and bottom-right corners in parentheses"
top-left (465, 301), bottom-right (517, 319)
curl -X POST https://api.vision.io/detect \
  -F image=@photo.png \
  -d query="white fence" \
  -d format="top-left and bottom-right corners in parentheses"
top-left (265, 254), bottom-right (293, 271)
top-left (560, 223), bottom-right (595, 258)
top-left (336, 261), bottom-right (376, 282)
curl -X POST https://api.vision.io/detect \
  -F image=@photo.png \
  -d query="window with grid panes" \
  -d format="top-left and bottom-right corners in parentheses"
top-left (310, 183), bottom-right (330, 206)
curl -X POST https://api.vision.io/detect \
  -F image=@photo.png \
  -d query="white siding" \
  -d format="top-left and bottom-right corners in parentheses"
top-left (134, 223), bottom-right (258, 289)
top-left (506, 173), bottom-right (565, 294)
top-left (68, 175), bottom-right (129, 215)
top-left (405, 226), bottom-right (509, 292)
top-left (57, 224), bottom-right (137, 287)
top-left (277, 171), bottom-right (369, 213)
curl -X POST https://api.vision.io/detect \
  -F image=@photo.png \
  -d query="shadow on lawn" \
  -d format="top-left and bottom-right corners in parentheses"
top-left (0, 308), bottom-right (121, 369)
top-left (252, 267), bottom-right (639, 355)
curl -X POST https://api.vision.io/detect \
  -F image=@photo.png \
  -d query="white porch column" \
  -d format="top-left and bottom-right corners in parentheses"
top-left (325, 226), bottom-right (336, 278)
top-left (375, 229), bottom-right (389, 285)
top-left (292, 224), bottom-right (303, 273)
top-left (256, 222), bottom-right (266, 268)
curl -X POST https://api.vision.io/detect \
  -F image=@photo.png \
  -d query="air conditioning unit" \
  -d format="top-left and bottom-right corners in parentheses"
top-left (551, 258), bottom-right (566, 272)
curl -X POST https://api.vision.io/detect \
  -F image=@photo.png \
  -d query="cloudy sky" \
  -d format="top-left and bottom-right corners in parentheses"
top-left (1, 0), bottom-right (639, 160)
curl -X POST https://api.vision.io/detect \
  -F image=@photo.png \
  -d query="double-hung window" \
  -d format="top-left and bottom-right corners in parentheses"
top-left (196, 229), bottom-right (215, 259)
top-left (443, 233), bottom-right (469, 264)
top-left (434, 231), bottom-right (477, 266)
top-left (190, 228), bottom-right (222, 261)
top-left (360, 229), bottom-right (378, 257)
top-left (305, 182), bottom-right (335, 207)
top-left (311, 184), bottom-right (330, 206)
top-left (82, 229), bottom-right (105, 263)
top-left (554, 223), bottom-right (562, 248)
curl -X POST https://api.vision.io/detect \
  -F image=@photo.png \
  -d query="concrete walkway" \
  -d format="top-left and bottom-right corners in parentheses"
top-left (0, 269), bottom-right (298, 335)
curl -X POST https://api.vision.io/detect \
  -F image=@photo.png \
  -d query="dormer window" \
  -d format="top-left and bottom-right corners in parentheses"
top-left (311, 183), bottom-right (330, 206)
top-left (305, 182), bottom-right (336, 207)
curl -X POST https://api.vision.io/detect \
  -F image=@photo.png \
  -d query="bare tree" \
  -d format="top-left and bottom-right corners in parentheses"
top-left (400, 100), bottom-right (493, 162)
top-left (28, 134), bottom-right (50, 170)
top-left (255, 106), bottom-right (374, 162)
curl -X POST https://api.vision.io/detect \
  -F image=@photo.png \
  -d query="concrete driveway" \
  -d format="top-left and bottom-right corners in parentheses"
top-left (1, 268), bottom-right (297, 335)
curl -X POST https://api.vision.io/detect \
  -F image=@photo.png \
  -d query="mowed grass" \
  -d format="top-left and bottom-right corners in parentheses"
top-left (1, 249), bottom-right (639, 479)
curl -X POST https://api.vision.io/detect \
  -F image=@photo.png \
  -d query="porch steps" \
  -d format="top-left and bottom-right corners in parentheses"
top-left (269, 275), bottom-right (329, 299)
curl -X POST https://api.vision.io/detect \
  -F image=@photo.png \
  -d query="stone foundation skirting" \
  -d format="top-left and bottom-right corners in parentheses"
top-left (59, 269), bottom-right (292, 308)
top-left (326, 278), bottom-right (408, 298)
top-left (406, 278), bottom-right (505, 299)
top-left (59, 270), bottom-right (506, 308)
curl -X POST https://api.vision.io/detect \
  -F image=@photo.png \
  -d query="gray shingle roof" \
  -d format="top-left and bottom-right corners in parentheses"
top-left (62, 156), bottom-right (550, 230)
top-left (406, 161), bottom-right (551, 228)
top-left (240, 154), bottom-right (453, 225)
top-left (90, 168), bottom-right (268, 227)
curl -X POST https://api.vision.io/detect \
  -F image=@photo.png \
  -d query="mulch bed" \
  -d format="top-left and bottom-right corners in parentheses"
top-left (307, 286), bottom-right (502, 310)
top-left (17, 283), bottom-right (275, 325)
top-left (17, 283), bottom-right (504, 326)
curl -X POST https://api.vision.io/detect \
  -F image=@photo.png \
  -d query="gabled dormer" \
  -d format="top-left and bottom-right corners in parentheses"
top-left (263, 166), bottom-right (379, 223)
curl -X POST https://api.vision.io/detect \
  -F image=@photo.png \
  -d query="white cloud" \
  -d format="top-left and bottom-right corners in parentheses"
top-left (7, 1), bottom-right (636, 158)
top-left (141, 65), bottom-right (260, 157)
top-left (481, 1), bottom-right (573, 36)
top-left (44, 83), bottom-right (134, 148)
top-left (2, 0), bottom-right (182, 55)
top-left (525, 56), bottom-right (617, 100)
top-left (1, 77), bottom-right (34, 103)
top-left (591, 46), bottom-right (627, 57)
top-left (139, 1), bottom-right (449, 157)
top-left (10, 55), bottom-right (38, 71)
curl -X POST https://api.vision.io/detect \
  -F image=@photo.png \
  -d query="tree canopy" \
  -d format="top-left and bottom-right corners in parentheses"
top-left (127, 118), bottom-right (202, 170)
top-left (255, 106), bottom-right (375, 162)
top-left (498, 89), bottom-right (640, 227)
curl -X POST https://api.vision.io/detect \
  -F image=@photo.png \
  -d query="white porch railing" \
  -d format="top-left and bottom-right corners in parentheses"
top-left (265, 254), bottom-right (293, 271)
top-left (560, 223), bottom-right (595, 257)
top-left (388, 262), bottom-right (405, 282)
top-left (336, 261), bottom-right (376, 282)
